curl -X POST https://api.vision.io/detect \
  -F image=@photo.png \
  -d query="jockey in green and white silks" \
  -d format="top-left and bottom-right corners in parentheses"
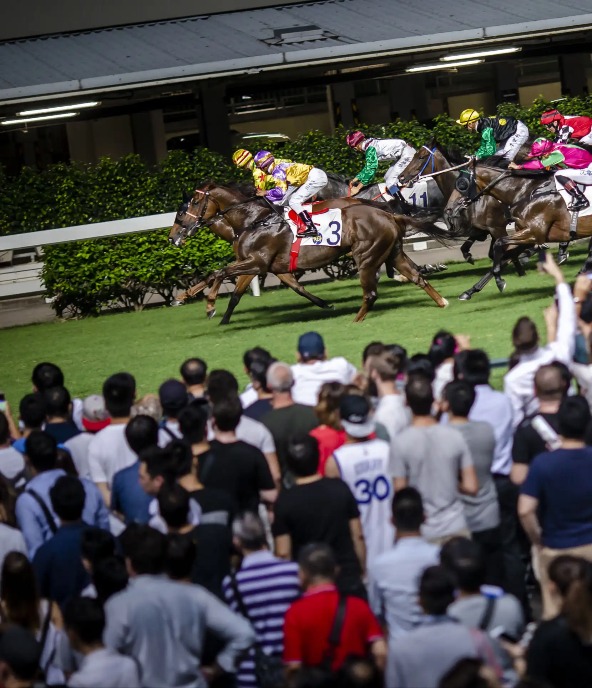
top-left (456, 109), bottom-right (529, 161)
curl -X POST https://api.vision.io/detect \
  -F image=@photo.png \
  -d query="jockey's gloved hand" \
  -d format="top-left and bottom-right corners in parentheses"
top-left (388, 184), bottom-right (399, 196)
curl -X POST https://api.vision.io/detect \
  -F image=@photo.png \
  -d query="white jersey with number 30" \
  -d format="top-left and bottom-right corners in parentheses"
top-left (333, 438), bottom-right (394, 564)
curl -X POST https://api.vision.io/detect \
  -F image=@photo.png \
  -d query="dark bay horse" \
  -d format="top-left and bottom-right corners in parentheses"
top-left (168, 183), bottom-right (453, 324)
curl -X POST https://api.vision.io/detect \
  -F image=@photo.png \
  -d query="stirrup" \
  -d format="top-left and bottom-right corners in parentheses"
top-left (297, 227), bottom-right (319, 238)
top-left (567, 197), bottom-right (589, 211)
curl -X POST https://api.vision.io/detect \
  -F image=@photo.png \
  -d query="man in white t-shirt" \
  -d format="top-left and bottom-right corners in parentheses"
top-left (65, 395), bottom-right (111, 481)
top-left (0, 411), bottom-right (25, 484)
top-left (365, 349), bottom-right (410, 442)
top-left (88, 374), bottom-right (137, 505)
top-left (291, 332), bottom-right (357, 406)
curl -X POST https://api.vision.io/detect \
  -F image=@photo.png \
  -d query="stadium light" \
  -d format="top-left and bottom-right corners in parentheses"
top-left (17, 101), bottom-right (100, 116)
top-left (440, 47), bottom-right (521, 61)
top-left (1, 112), bottom-right (79, 125)
top-left (405, 59), bottom-right (483, 73)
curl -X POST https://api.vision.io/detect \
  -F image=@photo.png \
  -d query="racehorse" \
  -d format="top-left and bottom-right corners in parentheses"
top-left (399, 141), bottom-right (532, 300)
top-left (168, 182), bottom-right (453, 324)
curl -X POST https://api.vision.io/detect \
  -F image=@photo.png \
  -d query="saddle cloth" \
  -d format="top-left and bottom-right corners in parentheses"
top-left (285, 205), bottom-right (343, 246)
top-left (378, 179), bottom-right (429, 207)
top-left (555, 178), bottom-right (592, 218)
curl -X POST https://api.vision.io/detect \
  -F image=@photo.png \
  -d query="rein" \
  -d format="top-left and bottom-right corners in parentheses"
top-left (459, 169), bottom-right (512, 207)
top-left (416, 146), bottom-right (472, 182)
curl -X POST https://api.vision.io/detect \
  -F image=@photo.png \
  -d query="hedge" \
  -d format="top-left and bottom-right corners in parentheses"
top-left (2, 94), bottom-right (591, 317)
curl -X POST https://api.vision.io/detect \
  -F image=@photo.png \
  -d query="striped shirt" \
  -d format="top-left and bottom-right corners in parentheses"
top-left (222, 550), bottom-right (301, 688)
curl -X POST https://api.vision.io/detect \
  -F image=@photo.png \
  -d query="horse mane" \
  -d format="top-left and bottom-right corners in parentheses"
top-left (425, 138), bottom-right (468, 166)
top-left (326, 171), bottom-right (349, 184)
top-left (477, 156), bottom-right (510, 169)
top-left (509, 168), bottom-right (555, 178)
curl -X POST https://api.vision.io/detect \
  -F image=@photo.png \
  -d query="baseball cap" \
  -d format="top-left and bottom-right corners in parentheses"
top-left (340, 394), bottom-right (375, 438)
top-left (158, 379), bottom-right (189, 413)
top-left (82, 395), bottom-right (110, 432)
top-left (0, 625), bottom-right (41, 681)
top-left (298, 331), bottom-right (325, 359)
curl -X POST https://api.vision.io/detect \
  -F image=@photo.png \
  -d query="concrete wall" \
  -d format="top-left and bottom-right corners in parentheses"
top-left (232, 111), bottom-right (332, 138)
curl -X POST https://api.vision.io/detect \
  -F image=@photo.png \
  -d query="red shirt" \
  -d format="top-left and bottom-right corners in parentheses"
top-left (283, 584), bottom-right (383, 670)
top-left (309, 426), bottom-right (346, 475)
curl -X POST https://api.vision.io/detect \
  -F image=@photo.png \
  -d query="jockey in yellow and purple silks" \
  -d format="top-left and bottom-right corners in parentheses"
top-left (253, 151), bottom-right (327, 238)
top-left (232, 149), bottom-right (276, 193)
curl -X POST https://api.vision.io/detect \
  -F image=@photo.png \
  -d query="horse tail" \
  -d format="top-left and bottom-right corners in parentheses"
top-left (394, 214), bottom-right (462, 243)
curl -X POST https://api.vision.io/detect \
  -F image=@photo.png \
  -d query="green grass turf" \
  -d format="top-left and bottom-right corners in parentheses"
top-left (0, 244), bottom-right (588, 409)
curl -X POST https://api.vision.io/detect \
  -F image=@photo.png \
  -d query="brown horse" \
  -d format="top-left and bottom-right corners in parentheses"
top-left (168, 182), bottom-right (451, 324)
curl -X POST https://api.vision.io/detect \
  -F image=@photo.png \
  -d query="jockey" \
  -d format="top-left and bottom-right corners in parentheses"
top-left (346, 130), bottom-right (416, 196)
top-left (232, 149), bottom-right (275, 193)
top-left (509, 138), bottom-right (592, 211)
top-left (253, 151), bottom-right (327, 238)
top-left (456, 109), bottom-right (529, 161)
top-left (540, 109), bottom-right (592, 146)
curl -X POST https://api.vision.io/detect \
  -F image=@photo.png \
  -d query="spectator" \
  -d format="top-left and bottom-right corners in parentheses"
top-left (511, 364), bottom-right (567, 485)
top-left (180, 357), bottom-right (207, 400)
top-left (64, 395), bottom-right (110, 481)
top-left (439, 658), bottom-right (503, 688)
top-left (290, 332), bottom-right (357, 406)
top-left (16, 431), bottom-right (109, 558)
top-left (442, 537), bottom-right (524, 639)
top-left (177, 400), bottom-right (219, 483)
top-left (385, 566), bottom-right (500, 688)
top-left (222, 512), bottom-right (301, 688)
top-left (368, 487), bottom-right (440, 641)
top-left (325, 394), bottom-right (394, 564)
top-left (32, 476), bottom-right (92, 609)
top-left (391, 377), bottom-right (478, 544)
top-left (364, 349), bottom-right (410, 442)
top-left (42, 386), bottom-right (80, 444)
top-left (64, 597), bottom-right (140, 688)
top-left (104, 525), bottom-right (255, 688)
top-left (31, 362), bottom-right (88, 431)
top-left (165, 534), bottom-right (197, 583)
top-left (273, 434), bottom-right (366, 597)
top-left (442, 381), bottom-right (503, 585)
top-left (429, 330), bottom-right (458, 401)
top-left (240, 347), bottom-right (273, 409)
top-left (504, 253), bottom-right (576, 427)
top-left (0, 411), bottom-right (25, 485)
top-left (111, 415), bottom-right (158, 525)
top-left (519, 395), bottom-right (592, 618)
top-left (0, 475), bottom-right (26, 577)
top-left (92, 556), bottom-right (128, 604)
top-left (12, 393), bottom-right (46, 454)
top-left (261, 362), bottom-right (319, 479)
top-left (79, 527), bottom-right (116, 597)
top-left (158, 379), bottom-right (189, 442)
top-left (0, 625), bottom-right (42, 688)
top-left (88, 373), bottom-right (137, 506)
top-left (309, 382), bottom-right (347, 475)
top-left (131, 394), bottom-right (162, 422)
top-left (242, 357), bottom-right (274, 421)
top-left (137, 446), bottom-right (172, 498)
top-left (283, 543), bottom-right (386, 673)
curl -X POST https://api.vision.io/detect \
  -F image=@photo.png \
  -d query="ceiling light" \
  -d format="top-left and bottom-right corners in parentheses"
top-left (440, 47), bottom-right (521, 61)
top-left (1, 112), bottom-right (79, 125)
top-left (17, 101), bottom-right (100, 116)
top-left (406, 59), bottom-right (483, 73)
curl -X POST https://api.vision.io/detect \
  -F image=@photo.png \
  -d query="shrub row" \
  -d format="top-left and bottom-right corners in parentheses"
top-left (2, 95), bottom-right (591, 317)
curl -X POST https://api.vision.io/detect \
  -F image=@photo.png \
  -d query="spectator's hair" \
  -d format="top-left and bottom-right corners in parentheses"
top-left (93, 555), bottom-right (128, 603)
top-left (125, 414), bottom-right (159, 455)
top-left (440, 537), bottom-right (486, 593)
top-left (365, 350), bottom-right (401, 382)
top-left (166, 440), bottom-right (194, 479)
top-left (534, 364), bottom-right (566, 402)
top-left (31, 362), bottom-right (64, 391)
top-left (439, 658), bottom-right (491, 688)
top-left (334, 656), bottom-right (383, 688)
top-left (206, 370), bottom-right (239, 403)
top-left (558, 395), bottom-right (591, 440)
top-left (361, 341), bottom-right (384, 363)
top-left (157, 483), bottom-right (190, 530)
top-left (314, 381), bottom-right (346, 429)
top-left (406, 354), bottom-right (435, 383)
top-left (548, 360), bottom-right (572, 395)
top-left (103, 372), bottom-right (136, 418)
top-left (453, 349), bottom-right (491, 385)
top-left (138, 446), bottom-right (174, 481)
top-left (285, 667), bottom-right (334, 688)
top-left (405, 376), bottom-right (434, 416)
top-left (0, 475), bottom-right (17, 528)
top-left (243, 346), bottom-right (272, 370)
top-left (392, 487), bottom-right (424, 532)
top-left (298, 543), bottom-right (336, 581)
top-left (131, 394), bottom-right (162, 422)
top-left (511, 316), bottom-right (539, 357)
top-left (49, 475), bottom-right (85, 522)
top-left (123, 525), bottom-right (167, 575)
top-left (286, 434), bottom-right (320, 477)
top-left (165, 533), bottom-right (196, 581)
top-left (548, 555), bottom-right (588, 599)
top-left (443, 380), bottom-right (476, 418)
top-left (25, 430), bottom-right (57, 473)
top-left (64, 597), bottom-right (105, 645)
top-left (42, 386), bottom-right (71, 418)
top-left (266, 362), bottom-right (294, 393)
top-left (248, 357), bottom-right (274, 393)
top-left (180, 357), bottom-right (208, 386)
top-left (0, 412), bottom-right (9, 445)
top-left (178, 400), bottom-right (209, 445)
top-left (384, 344), bottom-right (408, 373)
top-left (80, 527), bottom-right (116, 568)
top-left (428, 330), bottom-right (456, 369)
top-left (562, 561), bottom-right (592, 645)
top-left (419, 565), bottom-right (457, 615)
top-left (232, 512), bottom-right (268, 550)
top-left (1, 552), bottom-right (41, 632)
top-left (56, 446), bottom-right (78, 476)
top-left (212, 396), bottom-right (242, 432)
top-left (18, 393), bottom-right (46, 430)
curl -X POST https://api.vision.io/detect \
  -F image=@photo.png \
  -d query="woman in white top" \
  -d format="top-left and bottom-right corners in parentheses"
top-left (429, 331), bottom-right (458, 402)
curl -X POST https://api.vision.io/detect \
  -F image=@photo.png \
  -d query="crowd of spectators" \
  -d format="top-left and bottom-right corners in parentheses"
top-left (1, 253), bottom-right (592, 687)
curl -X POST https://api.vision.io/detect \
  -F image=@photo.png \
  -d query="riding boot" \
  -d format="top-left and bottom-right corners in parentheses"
top-left (557, 241), bottom-right (570, 266)
top-left (296, 211), bottom-right (319, 238)
top-left (562, 179), bottom-right (590, 211)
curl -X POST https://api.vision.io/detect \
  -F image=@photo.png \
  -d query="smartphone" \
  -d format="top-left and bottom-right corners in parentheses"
top-left (538, 248), bottom-right (547, 264)
top-left (0, 392), bottom-right (6, 414)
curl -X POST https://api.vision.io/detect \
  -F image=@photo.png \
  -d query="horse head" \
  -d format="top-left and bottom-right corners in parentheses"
top-left (399, 141), bottom-right (437, 186)
top-left (168, 182), bottom-right (219, 247)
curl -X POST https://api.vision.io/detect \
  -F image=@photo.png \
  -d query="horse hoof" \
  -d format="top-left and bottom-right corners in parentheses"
top-left (171, 300), bottom-right (185, 307)
top-left (439, 298), bottom-right (449, 308)
top-left (496, 279), bottom-right (507, 293)
top-left (463, 254), bottom-right (475, 265)
top-left (393, 275), bottom-right (409, 283)
top-left (557, 252), bottom-right (569, 266)
top-left (325, 304), bottom-right (335, 310)
top-left (458, 292), bottom-right (472, 301)
top-left (207, 309), bottom-right (216, 319)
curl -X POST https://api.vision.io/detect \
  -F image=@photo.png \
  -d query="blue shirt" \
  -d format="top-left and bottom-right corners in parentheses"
top-left (521, 447), bottom-right (592, 548)
top-left (15, 469), bottom-right (110, 558)
top-left (32, 522), bottom-right (91, 609)
top-left (111, 462), bottom-right (151, 524)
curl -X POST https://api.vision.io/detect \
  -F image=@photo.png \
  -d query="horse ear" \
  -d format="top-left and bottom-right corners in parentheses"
top-left (182, 190), bottom-right (190, 203)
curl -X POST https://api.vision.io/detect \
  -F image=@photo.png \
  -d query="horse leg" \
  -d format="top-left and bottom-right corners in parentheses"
top-left (206, 257), bottom-right (265, 325)
top-left (458, 246), bottom-right (524, 301)
top-left (394, 251), bottom-right (449, 308)
top-left (219, 276), bottom-right (255, 326)
top-left (206, 275), bottom-right (253, 319)
top-left (578, 237), bottom-right (592, 274)
top-left (353, 264), bottom-right (380, 323)
top-left (276, 273), bottom-right (334, 310)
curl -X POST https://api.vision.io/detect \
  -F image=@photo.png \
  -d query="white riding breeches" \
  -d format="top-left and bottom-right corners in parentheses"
top-left (499, 122), bottom-right (529, 161)
top-left (384, 146), bottom-right (416, 188)
top-left (557, 163), bottom-right (592, 185)
top-left (579, 132), bottom-right (592, 146)
top-left (289, 168), bottom-right (329, 213)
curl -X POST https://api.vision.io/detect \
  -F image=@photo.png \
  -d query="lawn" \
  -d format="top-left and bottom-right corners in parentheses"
top-left (0, 245), bottom-right (587, 408)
